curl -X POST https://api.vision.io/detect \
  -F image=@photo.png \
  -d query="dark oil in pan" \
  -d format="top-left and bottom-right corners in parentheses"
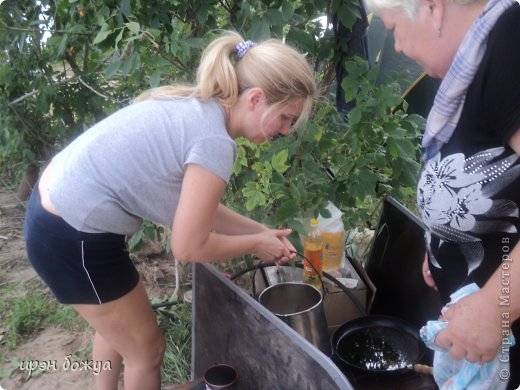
top-left (337, 326), bottom-right (418, 371)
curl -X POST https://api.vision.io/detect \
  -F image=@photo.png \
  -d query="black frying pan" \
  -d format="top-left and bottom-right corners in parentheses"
top-left (332, 314), bottom-right (426, 376)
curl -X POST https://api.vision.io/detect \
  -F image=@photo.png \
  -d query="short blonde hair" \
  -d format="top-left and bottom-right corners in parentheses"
top-left (135, 31), bottom-right (317, 131)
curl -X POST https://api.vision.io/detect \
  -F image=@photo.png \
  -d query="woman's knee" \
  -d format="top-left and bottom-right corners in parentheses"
top-left (153, 331), bottom-right (166, 367)
top-left (129, 330), bottom-right (166, 369)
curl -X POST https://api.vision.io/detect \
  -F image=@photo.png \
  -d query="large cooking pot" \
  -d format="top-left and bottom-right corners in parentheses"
top-left (331, 314), bottom-right (426, 376)
top-left (249, 257), bottom-right (332, 356)
top-left (258, 281), bottom-right (331, 356)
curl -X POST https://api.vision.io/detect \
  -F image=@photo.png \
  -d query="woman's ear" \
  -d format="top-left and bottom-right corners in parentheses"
top-left (246, 87), bottom-right (264, 110)
top-left (426, 0), bottom-right (445, 36)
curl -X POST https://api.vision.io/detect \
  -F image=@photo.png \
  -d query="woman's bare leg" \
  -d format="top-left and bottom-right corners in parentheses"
top-left (74, 280), bottom-right (165, 390)
top-left (92, 332), bottom-right (123, 390)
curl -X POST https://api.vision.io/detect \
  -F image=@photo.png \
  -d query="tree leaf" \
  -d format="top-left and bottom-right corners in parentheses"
top-left (93, 29), bottom-right (111, 44)
top-left (266, 9), bottom-right (285, 26)
top-left (245, 191), bottom-right (266, 211)
top-left (271, 149), bottom-right (289, 174)
top-left (150, 70), bottom-right (161, 88)
top-left (114, 29), bottom-right (124, 49)
top-left (56, 34), bottom-right (68, 56)
top-left (104, 58), bottom-right (121, 77)
top-left (250, 18), bottom-right (270, 41)
top-left (348, 106), bottom-right (362, 126)
top-left (125, 22), bottom-right (140, 35)
top-left (121, 0), bottom-right (131, 16)
top-left (273, 199), bottom-right (299, 224)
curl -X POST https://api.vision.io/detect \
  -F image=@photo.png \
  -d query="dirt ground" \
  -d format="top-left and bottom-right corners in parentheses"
top-left (0, 190), bottom-right (181, 390)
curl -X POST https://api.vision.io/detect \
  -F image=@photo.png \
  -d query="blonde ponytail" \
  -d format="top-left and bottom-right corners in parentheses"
top-left (134, 30), bottom-right (317, 128)
top-left (195, 31), bottom-right (242, 107)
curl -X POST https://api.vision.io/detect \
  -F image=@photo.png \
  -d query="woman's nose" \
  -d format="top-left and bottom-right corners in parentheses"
top-left (280, 120), bottom-right (292, 134)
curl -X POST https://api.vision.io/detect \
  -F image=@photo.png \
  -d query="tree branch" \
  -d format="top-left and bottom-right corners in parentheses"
top-left (77, 76), bottom-right (129, 104)
top-left (82, 42), bottom-right (90, 71)
top-left (0, 24), bottom-right (92, 36)
top-left (9, 90), bottom-right (39, 106)
top-left (1, 90), bottom-right (49, 147)
top-left (64, 50), bottom-right (82, 75)
top-left (218, 0), bottom-right (233, 14)
top-left (8, 76), bottom-right (129, 106)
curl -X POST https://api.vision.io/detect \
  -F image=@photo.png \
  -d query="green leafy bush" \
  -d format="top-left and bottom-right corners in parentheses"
top-left (1, 0), bottom-right (424, 235)
top-left (225, 57), bottom-right (424, 242)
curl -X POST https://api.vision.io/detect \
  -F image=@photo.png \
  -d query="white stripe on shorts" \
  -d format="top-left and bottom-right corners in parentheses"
top-left (81, 240), bottom-right (102, 304)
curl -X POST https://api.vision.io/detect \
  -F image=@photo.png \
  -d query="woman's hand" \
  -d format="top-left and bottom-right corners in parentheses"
top-left (422, 253), bottom-right (437, 290)
top-left (275, 233), bottom-right (297, 266)
top-left (254, 229), bottom-right (296, 264)
top-left (435, 290), bottom-right (503, 363)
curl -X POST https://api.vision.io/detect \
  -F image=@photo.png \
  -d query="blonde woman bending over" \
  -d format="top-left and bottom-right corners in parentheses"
top-left (24, 31), bottom-right (317, 390)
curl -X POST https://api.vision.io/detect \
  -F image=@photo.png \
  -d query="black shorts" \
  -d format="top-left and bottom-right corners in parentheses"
top-left (23, 187), bottom-right (140, 304)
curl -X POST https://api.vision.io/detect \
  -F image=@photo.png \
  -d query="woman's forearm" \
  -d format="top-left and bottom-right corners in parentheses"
top-left (212, 203), bottom-right (268, 235)
top-left (480, 239), bottom-right (520, 322)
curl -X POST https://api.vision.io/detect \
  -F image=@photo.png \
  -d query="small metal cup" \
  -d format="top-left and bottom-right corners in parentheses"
top-left (203, 364), bottom-right (238, 389)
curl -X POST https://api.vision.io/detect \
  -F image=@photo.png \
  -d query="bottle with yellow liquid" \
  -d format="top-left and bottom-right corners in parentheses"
top-left (303, 218), bottom-right (324, 288)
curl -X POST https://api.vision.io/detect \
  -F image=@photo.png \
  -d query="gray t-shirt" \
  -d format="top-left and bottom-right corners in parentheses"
top-left (49, 97), bottom-right (236, 235)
